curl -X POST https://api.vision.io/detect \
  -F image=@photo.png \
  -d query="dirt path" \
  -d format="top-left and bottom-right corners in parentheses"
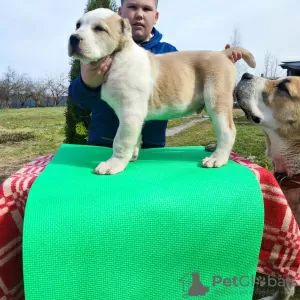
top-left (166, 117), bottom-right (209, 137)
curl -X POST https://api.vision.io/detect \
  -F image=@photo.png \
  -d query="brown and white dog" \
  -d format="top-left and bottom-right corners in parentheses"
top-left (68, 8), bottom-right (256, 175)
top-left (235, 73), bottom-right (300, 300)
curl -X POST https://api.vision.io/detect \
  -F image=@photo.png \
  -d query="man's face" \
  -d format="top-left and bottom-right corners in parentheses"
top-left (118, 0), bottom-right (159, 43)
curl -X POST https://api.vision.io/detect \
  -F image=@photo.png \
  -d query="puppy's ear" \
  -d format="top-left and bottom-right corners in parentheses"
top-left (120, 18), bottom-right (131, 39)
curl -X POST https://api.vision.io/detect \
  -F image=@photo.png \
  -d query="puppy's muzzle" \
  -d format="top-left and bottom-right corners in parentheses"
top-left (69, 34), bottom-right (81, 49)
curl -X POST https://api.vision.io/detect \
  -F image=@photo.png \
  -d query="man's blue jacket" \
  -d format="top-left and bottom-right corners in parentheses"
top-left (68, 27), bottom-right (178, 148)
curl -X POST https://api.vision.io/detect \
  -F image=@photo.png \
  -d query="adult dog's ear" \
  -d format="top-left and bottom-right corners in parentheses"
top-left (120, 18), bottom-right (132, 39)
top-left (287, 79), bottom-right (300, 99)
top-left (277, 78), bottom-right (300, 99)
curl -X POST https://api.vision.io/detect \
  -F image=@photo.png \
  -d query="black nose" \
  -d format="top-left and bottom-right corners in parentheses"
top-left (69, 34), bottom-right (80, 47)
top-left (241, 73), bottom-right (254, 80)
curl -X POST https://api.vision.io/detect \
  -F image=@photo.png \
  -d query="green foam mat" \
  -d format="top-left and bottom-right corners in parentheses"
top-left (23, 144), bottom-right (264, 299)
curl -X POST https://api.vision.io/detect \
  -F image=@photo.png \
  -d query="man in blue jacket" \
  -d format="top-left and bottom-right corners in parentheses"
top-left (68, 0), bottom-right (241, 149)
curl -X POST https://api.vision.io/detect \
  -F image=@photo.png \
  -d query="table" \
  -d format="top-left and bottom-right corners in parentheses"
top-left (1, 152), bottom-right (299, 299)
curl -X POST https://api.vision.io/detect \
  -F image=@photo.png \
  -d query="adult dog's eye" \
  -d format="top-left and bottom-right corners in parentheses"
top-left (277, 79), bottom-right (290, 96)
top-left (76, 22), bottom-right (81, 29)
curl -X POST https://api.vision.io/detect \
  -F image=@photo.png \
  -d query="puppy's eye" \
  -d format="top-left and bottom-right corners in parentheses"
top-left (95, 26), bottom-right (105, 32)
top-left (76, 22), bottom-right (81, 29)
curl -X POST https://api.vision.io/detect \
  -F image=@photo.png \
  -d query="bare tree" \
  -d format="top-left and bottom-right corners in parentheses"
top-left (31, 80), bottom-right (48, 107)
top-left (264, 51), bottom-right (271, 78)
top-left (2, 67), bottom-right (17, 107)
top-left (0, 67), bottom-right (28, 108)
top-left (15, 76), bottom-right (33, 107)
top-left (0, 67), bottom-right (17, 107)
top-left (0, 80), bottom-right (6, 107)
top-left (229, 24), bottom-right (247, 82)
top-left (270, 56), bottom-right (279, 78)
top-left (264, 50), bottom-right (280, 78)
top-left (45, 73), bottom-right (68, 106)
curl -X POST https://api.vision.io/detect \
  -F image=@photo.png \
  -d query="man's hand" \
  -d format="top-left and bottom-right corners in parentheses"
top-left (225, 44), bottom-right (242, 63)
top-left (80, 56), bottom-right (113, 89)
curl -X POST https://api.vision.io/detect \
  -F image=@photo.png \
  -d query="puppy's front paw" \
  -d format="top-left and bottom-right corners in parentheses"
top-left (201, 152), bottom-right (229, 168)
top-left (94, 157), bottom-right (127, 175)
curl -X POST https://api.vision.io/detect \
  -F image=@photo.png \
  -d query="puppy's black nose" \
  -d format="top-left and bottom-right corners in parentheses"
top-left (241, 73), bottom-right (254, 80)
top-left (70, 34), bottom-right (80, 47)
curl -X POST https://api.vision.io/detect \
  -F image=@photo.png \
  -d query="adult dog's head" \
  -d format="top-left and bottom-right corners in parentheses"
top-left (235, 72), bottom-right (300, 179)
top-left (68, 8), bottom-right (132, 64)
top-left (235, 73), bottom-right (300, 140)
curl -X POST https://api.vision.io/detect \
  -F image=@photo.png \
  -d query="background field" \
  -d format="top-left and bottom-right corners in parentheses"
top-left (0, 107), bottom-right (271, 184)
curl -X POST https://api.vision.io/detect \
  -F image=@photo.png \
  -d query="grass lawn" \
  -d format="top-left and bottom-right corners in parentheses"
top-left (0, 107), bottom-right (66, 183)
top-left (167, 113), bottom-right (271, 170)
top-left (0, 107), bottom-right (271, 184)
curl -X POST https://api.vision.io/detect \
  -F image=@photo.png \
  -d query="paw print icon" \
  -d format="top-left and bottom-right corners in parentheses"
top-left (256, 275), bottom-right (267, 287)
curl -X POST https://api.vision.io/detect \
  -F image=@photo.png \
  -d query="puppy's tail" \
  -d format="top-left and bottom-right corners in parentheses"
top-left (223, 46), bottom-right (256, 68)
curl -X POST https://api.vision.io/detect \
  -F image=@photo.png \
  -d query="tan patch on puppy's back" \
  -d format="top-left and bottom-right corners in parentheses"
top-left (148, 52), bottom-right (204, 112)
top-left (147, 51), bottom-right (236, 125)
top-left (148, 52), bottom-right (234, 105)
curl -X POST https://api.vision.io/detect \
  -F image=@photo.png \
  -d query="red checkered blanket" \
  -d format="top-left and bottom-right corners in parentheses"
top-left (1, 153), bottom-right (300, 299)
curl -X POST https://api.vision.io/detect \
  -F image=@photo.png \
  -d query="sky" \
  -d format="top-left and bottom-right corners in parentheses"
top-left (1, 0), bottom-right (299, 82)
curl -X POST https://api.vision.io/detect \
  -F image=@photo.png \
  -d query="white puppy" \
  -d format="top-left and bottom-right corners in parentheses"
top-left (68, 8), bottom-right (256, 175)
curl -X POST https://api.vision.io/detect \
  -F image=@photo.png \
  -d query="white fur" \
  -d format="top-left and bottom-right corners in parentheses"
top-left (69, 8), bottom-right (119, 64)
top-left (202, 113), bottom-right (235, 167)
top-left (101, 42), bottom-right (152, 116)
top-left (249, 78), bottom-right (278, 130)
top-left (81, 8), bottom-right (115, 21)
top-left (263, 128), bottom-right (290, 173)
top-left (96, 42), bottom-right (153, 174)
top-left (202, 80), bottom-right (236, 167)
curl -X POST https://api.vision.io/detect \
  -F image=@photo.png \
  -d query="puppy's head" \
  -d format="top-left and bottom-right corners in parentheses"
top-left (68, 8), bottom-right (132, 64)
top-left (235, 73), bottom-right (300, 139)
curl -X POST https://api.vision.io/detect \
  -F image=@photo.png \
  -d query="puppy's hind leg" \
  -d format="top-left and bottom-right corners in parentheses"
top-left (202, 88), bottom-right (236, 168)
